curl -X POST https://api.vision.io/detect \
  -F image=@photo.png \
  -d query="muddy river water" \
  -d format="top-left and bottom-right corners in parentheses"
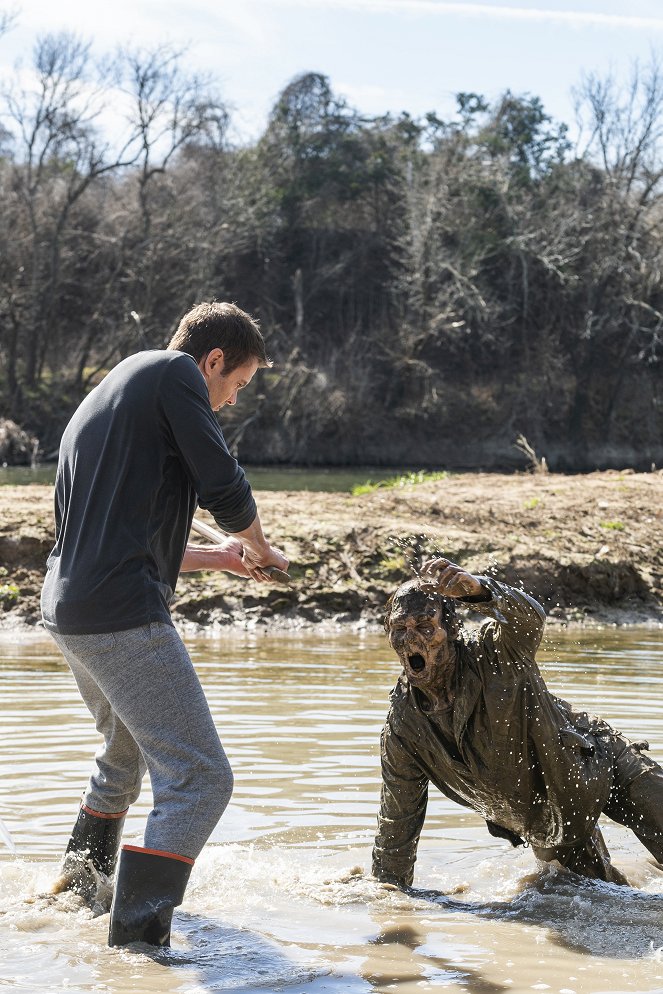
top-left (1, 627), bottom-right (662, 994)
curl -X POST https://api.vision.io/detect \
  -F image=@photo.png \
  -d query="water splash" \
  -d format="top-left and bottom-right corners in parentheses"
top-left (0, 816), bottom-right (16, 853)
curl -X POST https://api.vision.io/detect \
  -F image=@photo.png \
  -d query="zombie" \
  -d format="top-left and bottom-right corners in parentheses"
top-left (372, 558), bottom-right (663, 888)
top-left (41, 302), bottom-right (288, 947)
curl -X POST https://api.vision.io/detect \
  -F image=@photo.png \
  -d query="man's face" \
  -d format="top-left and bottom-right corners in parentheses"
top-left (387, 588), bottom-right (455, 692)
top-left (202, 352), bottom-right (260, 412)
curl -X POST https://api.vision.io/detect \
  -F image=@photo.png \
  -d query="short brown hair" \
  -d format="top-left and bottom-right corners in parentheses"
top-left (167, 301), bottom-right (271, 374)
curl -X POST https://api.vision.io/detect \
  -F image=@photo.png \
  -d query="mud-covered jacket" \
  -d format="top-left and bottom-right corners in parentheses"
top-left (372, 578), bottom-right (618, 887)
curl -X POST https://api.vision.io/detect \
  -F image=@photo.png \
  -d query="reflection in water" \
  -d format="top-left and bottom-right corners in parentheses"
top-left (363, 921), bottom-right (509, 993)
top-left (0, 627), bottom-right (663, 993)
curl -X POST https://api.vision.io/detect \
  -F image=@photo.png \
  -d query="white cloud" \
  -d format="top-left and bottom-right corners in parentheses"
top-left (12, 0), bottom-right (275, 59)
top-left (336, 80), bottom-right (399, 110)
top-left (271, 0), bottom-right (663, 32)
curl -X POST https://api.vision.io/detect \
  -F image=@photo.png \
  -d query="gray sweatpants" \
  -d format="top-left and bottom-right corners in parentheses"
top-left (50, 622), bottom-right (233, 860)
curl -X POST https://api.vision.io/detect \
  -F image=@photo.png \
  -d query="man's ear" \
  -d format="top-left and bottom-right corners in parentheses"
top-left (200, 348), bottom-right (225, 375)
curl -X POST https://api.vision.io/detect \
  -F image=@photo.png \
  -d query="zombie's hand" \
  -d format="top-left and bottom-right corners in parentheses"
top-left (421, 558), bottom-right (484, 599)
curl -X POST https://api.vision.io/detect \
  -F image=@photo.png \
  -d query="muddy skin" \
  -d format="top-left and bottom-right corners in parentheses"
top-left (386, 582), bottom-right (459, 712)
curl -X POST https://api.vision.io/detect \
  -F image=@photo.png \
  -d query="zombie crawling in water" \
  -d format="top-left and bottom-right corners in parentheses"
top-left (372, 558), bottom-right (663, 888)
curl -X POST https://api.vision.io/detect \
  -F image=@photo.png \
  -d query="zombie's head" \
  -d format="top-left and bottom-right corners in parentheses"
top-left (384, 578), bottom-right (460, 692)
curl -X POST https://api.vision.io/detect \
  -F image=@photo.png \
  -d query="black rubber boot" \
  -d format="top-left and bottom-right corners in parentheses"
top-left (55, 805), bottom-right (127, 902)
top-left (108, 845), bottom-right (194, 948)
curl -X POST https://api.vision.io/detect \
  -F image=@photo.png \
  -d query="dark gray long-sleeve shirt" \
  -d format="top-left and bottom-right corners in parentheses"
top-left (41, 350), bottom-right (257, 634)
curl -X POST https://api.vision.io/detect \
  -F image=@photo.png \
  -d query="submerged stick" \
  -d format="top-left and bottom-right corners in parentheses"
top-left (189, 517), bottom-right (291, 584)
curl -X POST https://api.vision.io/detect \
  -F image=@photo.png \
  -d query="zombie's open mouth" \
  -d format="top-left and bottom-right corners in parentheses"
top-left (408, 653), bottom-right (426, 672)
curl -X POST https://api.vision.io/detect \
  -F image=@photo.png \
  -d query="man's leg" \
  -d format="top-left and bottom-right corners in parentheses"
top-left (50, 630), bottom-right (148, 900)
top-left (54, 622), bottom-right (234, 947)
top-left (53, 630), bottom-right (147, 815)
top-left (532, 825), bottom-right (629, 884)
top-left (54, 623), bottom-right (233, 859)
top-left (603, 737), bottom-right (663, 865)
top-left (102, 622), bottom-right (233, 947)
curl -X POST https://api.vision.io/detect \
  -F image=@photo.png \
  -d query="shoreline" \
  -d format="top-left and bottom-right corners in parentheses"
top-left (1, 471), bottom-right (662, 635)
top-left (1, 612), bottom-right (661, 646)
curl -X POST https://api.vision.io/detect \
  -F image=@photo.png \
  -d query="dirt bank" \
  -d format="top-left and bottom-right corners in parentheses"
top-left (1, 471), bottom-right (662, 632)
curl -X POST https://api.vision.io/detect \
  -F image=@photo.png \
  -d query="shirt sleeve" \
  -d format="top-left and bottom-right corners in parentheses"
top-left (372, 719), bottom-right (429, 888)
top-left (461, 576), bottom-right (546, 662)
top-left (159, 355), bottom-right (257, 533)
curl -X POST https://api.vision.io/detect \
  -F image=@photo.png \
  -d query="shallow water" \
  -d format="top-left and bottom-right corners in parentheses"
top-left (0, 464), bottom-right (410, 492)
top-left (1, 627), bottom-right (663, 994)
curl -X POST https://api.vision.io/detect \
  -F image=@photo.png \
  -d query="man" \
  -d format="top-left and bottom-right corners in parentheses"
top-left (372, 558), bottom-right (663, 889)
top-left (41, 301), bottom-right (288, 948)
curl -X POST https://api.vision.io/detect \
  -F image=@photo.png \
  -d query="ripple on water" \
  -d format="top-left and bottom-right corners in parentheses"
top-left (1, 629), bottom-right (663, 993)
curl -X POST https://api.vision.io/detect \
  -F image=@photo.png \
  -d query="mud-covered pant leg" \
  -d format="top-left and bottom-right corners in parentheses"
top-left (602, 737), bottom-right (663, 865)
top-left (531, 825), bottom-right (628, 884)
top-left (50, 623), bottom-right (234, 860)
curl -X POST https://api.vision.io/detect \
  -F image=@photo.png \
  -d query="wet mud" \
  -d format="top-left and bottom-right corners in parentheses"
top-left (0, 470), bottom-right (662, 631)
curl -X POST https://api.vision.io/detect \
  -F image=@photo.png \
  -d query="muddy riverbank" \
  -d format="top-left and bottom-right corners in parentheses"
top-left (1, 471), bottom-right (662, 632)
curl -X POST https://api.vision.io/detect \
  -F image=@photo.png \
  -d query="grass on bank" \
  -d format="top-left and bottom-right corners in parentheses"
top-left (352, 470), bottom-right (449, 496)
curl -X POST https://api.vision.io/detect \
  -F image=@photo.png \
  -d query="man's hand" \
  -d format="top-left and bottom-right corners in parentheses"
top-left (421, 557), bottom-right (484, 598)
top-left (181, 537), bottom-right (289, 582)
top-left (241, 543), bottom-right (289, 583)
top-left (188, 515), bottom-right (289, 583)
top-left (181, 537), bottom-right (251, 576)
top-left (229, 512), bottom-right (289, 584)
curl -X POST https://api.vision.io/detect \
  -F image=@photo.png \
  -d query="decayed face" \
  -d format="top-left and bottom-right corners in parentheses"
top-left (387, 584), bottom-right (456, 694)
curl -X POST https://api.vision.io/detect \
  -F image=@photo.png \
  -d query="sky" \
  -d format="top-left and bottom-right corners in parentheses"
top-left (2, 0), bottom-right (663, 145)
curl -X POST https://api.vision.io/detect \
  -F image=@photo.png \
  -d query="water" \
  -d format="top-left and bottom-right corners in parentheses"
top-left (1, 627), bottom-right (663, 993)
top-left (0, 464), bottom-right (413, 492)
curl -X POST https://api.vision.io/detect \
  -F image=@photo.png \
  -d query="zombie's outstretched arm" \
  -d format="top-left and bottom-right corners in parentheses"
top-left (372, 722), bottom-right (429, 888)
top-left (463, 576), bottom-right (546, 660)
top-left (423, 558), bottom-right (546, 661)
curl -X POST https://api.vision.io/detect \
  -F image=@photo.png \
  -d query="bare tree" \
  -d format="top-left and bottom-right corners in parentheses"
top-left (0, 32), bottom-right (142, 400)
top-left (0, 35), bottom-right (232, 416)
top-left (574, 56), bottom-right (663, 203)
top-left (103, 45), bottom-right (229, 345)
top-left (562, 58), bottom-right (663, 456)
top-left (0, 6), bottom-right (17, 37)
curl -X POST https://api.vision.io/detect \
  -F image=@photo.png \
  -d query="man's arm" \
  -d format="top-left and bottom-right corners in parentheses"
top-left (422, 557), bottom-right (546, 659)
top-left (182, 526), bottom-right (288, 583)
top-left (181, 537), bottom-right (249, 576)
top-left (160, 357), bottom-right (287, 581)
top-left (229, 511), bottom-right (288, 581)
top-left (372, 722), bottom-right (429, 888)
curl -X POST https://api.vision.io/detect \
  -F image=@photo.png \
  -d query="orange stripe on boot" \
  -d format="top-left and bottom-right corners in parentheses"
top-left (122, 844), bottom-right (195, 865)
top-left (82, 804), bottom-right (129, 819)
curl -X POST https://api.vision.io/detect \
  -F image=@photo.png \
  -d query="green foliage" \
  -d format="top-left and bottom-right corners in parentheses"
top-left (479, 91), bottom-right (570, 179)
top-left (0, 582), bottom-right (19, 606)
top-left (600, 520), bottom-right (626, 531)
top-left (377, 552), bottom-right (409, 579)
top-left (352, 471), bottom-right (449, 496)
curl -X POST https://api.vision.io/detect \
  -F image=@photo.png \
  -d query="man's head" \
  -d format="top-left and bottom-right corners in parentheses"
top-left (168, 302), bottom-right (272, 411)
top-left (384, 578), bottom-right (459, 694)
